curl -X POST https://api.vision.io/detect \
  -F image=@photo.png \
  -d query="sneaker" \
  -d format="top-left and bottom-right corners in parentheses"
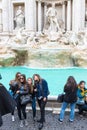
top-left (33, 117), bottom-right (37, 122)
top-left (20, 120), bottom-right (24, 127)
top-left (12, 116), bottom-right (15, 122)
top-left (38, 123), bottom-right (43, 130)
top-left (58, 119), bottom-right (63, 124)
top-left (24, 120), bottom-right (28, 126)
top-left (69, 120), bottom-right (73, 124)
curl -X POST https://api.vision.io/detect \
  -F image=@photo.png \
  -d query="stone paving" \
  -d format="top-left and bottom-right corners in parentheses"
top-left (0, 110), bottom-right (87, 130)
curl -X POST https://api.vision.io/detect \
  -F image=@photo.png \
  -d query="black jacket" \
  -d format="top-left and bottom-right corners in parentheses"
top-left (64, 84), bottom-right (77, 103)
top-left (15, 83), bottom-right (29, 103)
top-left (0, 83), bottom-right (16, 116)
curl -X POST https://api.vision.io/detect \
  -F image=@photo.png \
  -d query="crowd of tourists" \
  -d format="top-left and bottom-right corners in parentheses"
top-left (0, 73), bottom-right (49, 130)
top-left (0, 73), bottom-right (87, 129)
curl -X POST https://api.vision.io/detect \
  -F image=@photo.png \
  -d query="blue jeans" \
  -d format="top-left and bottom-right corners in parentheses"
top-left (32, 97), bottom-right (36, 118)
top-left (59, 102), bottom-right (76, 121)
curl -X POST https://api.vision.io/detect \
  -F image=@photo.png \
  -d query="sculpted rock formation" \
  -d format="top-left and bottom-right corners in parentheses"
top-left (0, 44), bottom-right (15, 66)
top-left (71, 49), bottom-right (87, 67)
top-left (0, 29), bottom-right (87, 67)
top-left (9, 28), bottom-right (28, 45)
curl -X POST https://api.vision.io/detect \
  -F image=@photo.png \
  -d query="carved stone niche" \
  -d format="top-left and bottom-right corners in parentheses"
top-left (13, 3), bottom-right (25, 30)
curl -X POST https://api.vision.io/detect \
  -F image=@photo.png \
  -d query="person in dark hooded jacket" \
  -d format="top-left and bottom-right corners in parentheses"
top-left (0, 74), bottom-right (16, 127)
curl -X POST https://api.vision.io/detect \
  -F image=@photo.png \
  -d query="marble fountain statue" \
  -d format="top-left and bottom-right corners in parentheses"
top-left (0, 4), bottom-right (87, 68)
top-left (14, 6), bottom-right (25, 30)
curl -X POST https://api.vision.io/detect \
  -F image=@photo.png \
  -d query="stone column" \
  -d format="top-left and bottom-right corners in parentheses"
top-left (72, 0), bottom-right (81, 32)
top-left (67, 0), bottom-right (71, 31)
top-left (62, 2), bottom-right (65, 29)
top-left (0, 9), bottom-right (2, 32)
top-left (44, 3), bottom-right (47, 28)
top-left (2, 0), bottom-right (9, 32)
top-left (72, 0), bottom-right (77, 32)
top-left (38, 0), bottom-right (42, 32)
top-left (8, 0), bottom-right (13, 32)
top-left (25, 0), bottom-right (36, 31)
top-left (80, 0), bottom-right (85, 29)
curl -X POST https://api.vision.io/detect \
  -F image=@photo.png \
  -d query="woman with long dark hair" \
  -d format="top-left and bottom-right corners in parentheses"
top-left (59, 76), bottom-right (77, 123)
top-left (33, 74), bottom-right (49, 130)
top-left (15, 74), bottom-right (29, 127)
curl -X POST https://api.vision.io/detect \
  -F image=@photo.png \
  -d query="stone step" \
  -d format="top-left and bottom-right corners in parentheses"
top-left (26, 96), bottom-right (79, 114)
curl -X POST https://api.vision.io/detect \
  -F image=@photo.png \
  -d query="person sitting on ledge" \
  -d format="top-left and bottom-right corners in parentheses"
top-left (78, 94), bottom-right (87, 116)
top-left (77, 81), bottom-right (87, 115)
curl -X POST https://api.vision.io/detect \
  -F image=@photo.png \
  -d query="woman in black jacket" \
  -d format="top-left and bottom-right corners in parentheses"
top-left (15, 74), bottom-right (29, 127)
top-left (59, 76), bottom-right (77, 123)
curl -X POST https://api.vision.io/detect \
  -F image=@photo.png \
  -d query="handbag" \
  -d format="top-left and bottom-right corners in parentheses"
top-left (20, 94), bottom-right (32, 105)
top-left (57, 93), bottom-right (65, 103)
top-left (76, 99), bottom-right (85, 105)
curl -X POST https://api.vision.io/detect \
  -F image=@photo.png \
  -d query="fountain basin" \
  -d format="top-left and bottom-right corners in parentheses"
top-left (0, 66), bottom-right (87, 96)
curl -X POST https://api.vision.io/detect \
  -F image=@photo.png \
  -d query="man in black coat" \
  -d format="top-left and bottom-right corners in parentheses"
top-left (0, 74), bottom-right (16, 127)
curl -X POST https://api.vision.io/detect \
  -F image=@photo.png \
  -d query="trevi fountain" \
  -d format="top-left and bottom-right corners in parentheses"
top-left (0, 0), bottom-right (87, 68)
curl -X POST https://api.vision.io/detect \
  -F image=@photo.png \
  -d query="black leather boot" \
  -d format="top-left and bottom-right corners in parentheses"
top-left (0, 116), bottom-right (3, 127)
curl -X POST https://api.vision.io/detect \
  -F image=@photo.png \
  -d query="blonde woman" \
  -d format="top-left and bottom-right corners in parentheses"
top-left (27, 78), bottom-right (36, 121)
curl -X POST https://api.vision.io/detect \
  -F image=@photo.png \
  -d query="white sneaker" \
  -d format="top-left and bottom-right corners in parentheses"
top-left (12, 116), bottom-right (15, 122)
top-left (20, 120), bottom-right (24, 127)
top-left (24, 120), bottom-right (28, 126)
top-left (33, 117), bottom-right (37, 121)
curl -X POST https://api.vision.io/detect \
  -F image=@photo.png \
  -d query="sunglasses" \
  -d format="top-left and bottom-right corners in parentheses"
top-left (17, 75), bottom-right (21, 77)
top-left (20, 78), bottom-right (24, 80)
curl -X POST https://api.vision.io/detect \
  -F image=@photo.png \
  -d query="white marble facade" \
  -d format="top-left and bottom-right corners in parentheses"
top-left (0, 0), bottom-right (86, 33)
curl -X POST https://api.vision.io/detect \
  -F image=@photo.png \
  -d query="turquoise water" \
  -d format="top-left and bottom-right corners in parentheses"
top-left (0, 66), bottom-right (87, 96)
